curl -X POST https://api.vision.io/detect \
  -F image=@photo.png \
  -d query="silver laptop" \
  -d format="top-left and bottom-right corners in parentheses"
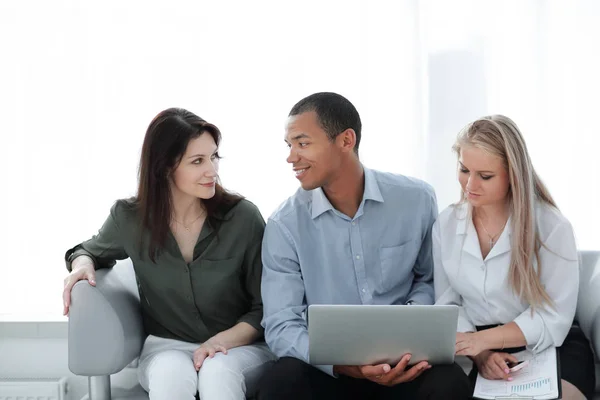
top-left (308, 304), bottom-right (458, 366)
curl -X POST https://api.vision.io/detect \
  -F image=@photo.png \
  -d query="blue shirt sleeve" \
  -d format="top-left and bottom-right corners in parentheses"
top-left (260, 218), bottom-right (311, 359)
top-left (261, 218), bottom-right (335, 376)
top-left (405, 186), bottom-right (437, 305)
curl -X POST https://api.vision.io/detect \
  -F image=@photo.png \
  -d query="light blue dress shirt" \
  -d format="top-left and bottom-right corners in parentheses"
top-left (261, 167), bottom-right (438, 375)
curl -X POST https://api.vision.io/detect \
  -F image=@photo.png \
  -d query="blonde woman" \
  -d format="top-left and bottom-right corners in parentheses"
top-left (433, 115), bottom-right (595, 399)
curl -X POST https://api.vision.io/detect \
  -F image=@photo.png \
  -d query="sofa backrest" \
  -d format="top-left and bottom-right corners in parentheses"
top-left (576, 251), bottom-right (600, 341)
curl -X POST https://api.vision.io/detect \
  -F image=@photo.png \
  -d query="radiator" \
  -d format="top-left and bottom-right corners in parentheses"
top-left (0, 377), bottom-right (67, 400)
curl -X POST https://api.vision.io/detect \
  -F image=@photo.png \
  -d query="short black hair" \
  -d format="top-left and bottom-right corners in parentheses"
top-left (289, 92), bottom-right (362, 154)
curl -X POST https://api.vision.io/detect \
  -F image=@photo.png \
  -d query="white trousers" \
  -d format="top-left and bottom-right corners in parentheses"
top-left (138, 335), bottom-right (277, 400)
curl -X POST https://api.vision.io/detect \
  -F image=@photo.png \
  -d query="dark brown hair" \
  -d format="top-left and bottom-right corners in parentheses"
top-left (136, 107), bottom-right (242, 261)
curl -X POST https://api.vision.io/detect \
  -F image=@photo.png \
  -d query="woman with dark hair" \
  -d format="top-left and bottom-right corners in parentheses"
top-left (62, 108), bottom-right (276, 400)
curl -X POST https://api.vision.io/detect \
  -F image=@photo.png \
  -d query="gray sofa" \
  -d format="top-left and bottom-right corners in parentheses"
top-left (68, 251), bottom-right (600, 400)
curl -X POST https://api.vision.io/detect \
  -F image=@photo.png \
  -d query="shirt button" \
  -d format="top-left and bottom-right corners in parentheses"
top-left (362, 288), bottom-right (366, 293)
top-left (356, 255), bottom-right (361, 260)
top-left (352, 222), bottom-right (356, 226)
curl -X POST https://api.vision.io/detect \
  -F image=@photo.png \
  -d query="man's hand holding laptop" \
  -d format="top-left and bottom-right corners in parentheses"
top-left (333, 354), bottom-right (431, 386)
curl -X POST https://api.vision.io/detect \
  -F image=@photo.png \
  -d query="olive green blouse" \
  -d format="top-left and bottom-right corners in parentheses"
top-left (64, 198), bottom-right (265, 343)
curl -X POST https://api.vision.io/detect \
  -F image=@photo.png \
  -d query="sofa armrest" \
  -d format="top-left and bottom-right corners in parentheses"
top-left (68, 261), bottom-right (145, 375)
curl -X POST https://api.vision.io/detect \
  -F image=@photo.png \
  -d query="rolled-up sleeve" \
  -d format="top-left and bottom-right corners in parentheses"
top-left (261, 218), bottom-right (334, 376)
top-left (406, 186), bottom-right (437, 305)
top-left (64, 201), bottom-right (128, 272)
top-left (513, 221), bottom-right (579, 353)
top-left (433, 221), bottom-right (476, 333)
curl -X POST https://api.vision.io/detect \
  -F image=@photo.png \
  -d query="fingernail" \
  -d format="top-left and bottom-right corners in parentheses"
top-left (504, 369), bottom-right (509, 374)
top-left (90, 280), bottom-right (95, 284)
top-left (383, 365), bottom-right (391, 373)
top-left (508, 377), bottom-right (513, 381)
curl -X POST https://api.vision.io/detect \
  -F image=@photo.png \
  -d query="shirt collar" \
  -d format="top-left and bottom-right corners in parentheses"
top-left (455, 201), bottom-right (513, 261)
top-left (363, 167), bottom-right (384, 203)
top-left (311, 166), bottom-right (384, 219)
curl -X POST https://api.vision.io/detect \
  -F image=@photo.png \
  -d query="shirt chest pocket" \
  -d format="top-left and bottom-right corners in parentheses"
top-left (378, 239), bottom-right (419, 292)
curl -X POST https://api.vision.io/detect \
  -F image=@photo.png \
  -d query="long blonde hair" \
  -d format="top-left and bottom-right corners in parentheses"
top-left (453, 115), bottom-right (556, 309)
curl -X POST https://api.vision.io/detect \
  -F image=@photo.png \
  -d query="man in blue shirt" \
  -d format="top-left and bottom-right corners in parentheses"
top-left (256, 92), bottom-right (470, 399)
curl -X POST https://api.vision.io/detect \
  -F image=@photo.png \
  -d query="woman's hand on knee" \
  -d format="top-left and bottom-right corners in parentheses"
top-left (193, 339), bottom-right (228, 371)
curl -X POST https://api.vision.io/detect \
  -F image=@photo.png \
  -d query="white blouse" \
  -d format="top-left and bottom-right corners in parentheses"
top-left (433, 202), bottom-right (579, 353)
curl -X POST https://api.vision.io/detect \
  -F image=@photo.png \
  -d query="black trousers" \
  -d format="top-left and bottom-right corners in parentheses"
top-left (255, 357), bottom-right (471, 400)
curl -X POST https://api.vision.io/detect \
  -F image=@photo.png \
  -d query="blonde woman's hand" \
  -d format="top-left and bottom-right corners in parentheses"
top-left (473, 350), bottom-right (518, 381)
top-left (193, 338), bottom-right (228, 371)
top-left (455, 332), bottom-right (488, 356)
top-left (62, 256), bottom-right (96, 315)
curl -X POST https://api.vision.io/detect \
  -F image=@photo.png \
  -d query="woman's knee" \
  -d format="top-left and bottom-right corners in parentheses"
top-left (140, 350), bottom-right (198, 400)
top-left (198, 345), bottom-right (277, 394)
top-left (561, 379), bottom-right (587, 400)
top-left (197, 353), bottom-right (248, 399)
top-left (198, 352), bottom-right (246, 381)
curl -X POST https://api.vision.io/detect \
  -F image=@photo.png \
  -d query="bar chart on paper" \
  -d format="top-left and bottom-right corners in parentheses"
top-left (511, 377), bottom-right (552, 394)
top-left (473, 347), bottom-right (559, 399)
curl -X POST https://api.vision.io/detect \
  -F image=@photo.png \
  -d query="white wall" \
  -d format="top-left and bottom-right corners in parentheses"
top-left (1, 0), bottom-right (599, 318)
top-left (0, 322), bottom-right (83, 400)
top-left (0, 322), bottom-right (138, 400)
top-left (0, 0), bottom-right (424, 317)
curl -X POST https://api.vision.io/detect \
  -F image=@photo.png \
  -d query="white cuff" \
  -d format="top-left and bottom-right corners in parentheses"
top-left (514, 310), bottom-right (544, 352)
